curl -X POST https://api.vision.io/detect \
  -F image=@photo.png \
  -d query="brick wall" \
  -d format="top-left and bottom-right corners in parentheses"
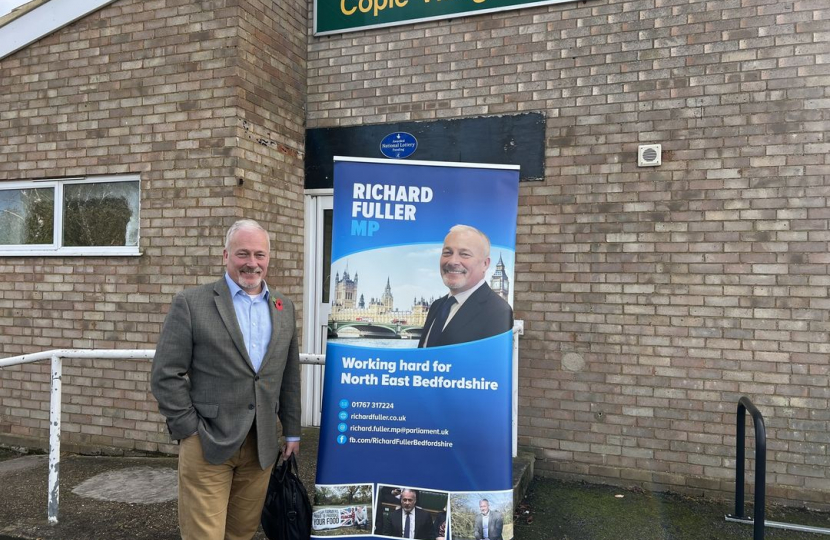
top-left (0, 0), bottom-right (306, 455)
top-left (1, 0), bottom-right (828, 508)
top-left (306, 0), bottom-right (830, 505)
top-left (235, 0), bottom-right (307, 303)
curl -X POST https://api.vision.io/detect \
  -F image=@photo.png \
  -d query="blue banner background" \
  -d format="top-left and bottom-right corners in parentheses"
top-left (317, 334), bottom-right (513, 490)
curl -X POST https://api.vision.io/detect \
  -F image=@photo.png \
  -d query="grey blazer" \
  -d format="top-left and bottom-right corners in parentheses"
top-left (151, 278), bottom-right (301, 468)
top-left (474, 510), bottom-right (504, 540)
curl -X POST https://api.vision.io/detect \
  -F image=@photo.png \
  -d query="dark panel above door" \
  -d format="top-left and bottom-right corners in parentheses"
top-left (304, 113), bottom-right (545, 190)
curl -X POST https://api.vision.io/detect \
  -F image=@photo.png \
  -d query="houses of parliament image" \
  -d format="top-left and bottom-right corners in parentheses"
top-left (329, 255), bottom-right (511, 339)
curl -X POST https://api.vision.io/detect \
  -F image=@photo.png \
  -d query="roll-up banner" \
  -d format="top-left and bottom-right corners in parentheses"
top-left (313, 157), bottom-right (519, 540)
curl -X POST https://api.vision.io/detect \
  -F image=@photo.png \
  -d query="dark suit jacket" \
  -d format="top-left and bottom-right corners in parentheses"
top-left (151, 278), bottom-right (301, 469)
top-left (418, 284), bottom-right (513, 347)
top-left (383, 508), bottom-right (434, 539)
top-left (474, 510), bottom-right (504, 540)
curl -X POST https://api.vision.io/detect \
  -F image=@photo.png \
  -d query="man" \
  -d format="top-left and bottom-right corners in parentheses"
top-left (382, 489), bottom-right (434, 539)
top-left (474, 499), bottom-right (504, 540)
top-left (418, 225), bottom-right (513, 348)
top-left (354, 505), bottom-right (368, 529)
top-left (151, 219), bottom-right (301, 540)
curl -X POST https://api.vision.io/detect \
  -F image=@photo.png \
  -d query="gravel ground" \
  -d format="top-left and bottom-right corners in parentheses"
top-left (0, 429), bottom-right (319, 540)
top-left (515, 477), bottom-right (830, 540)
top-left (3, 432), bottom-right (830, 540)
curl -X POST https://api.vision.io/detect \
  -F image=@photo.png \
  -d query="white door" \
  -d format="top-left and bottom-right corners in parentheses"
top-left (301, 190), bottom-right (332, 426)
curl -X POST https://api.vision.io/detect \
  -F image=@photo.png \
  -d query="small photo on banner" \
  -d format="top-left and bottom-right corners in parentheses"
top-left (313, 484), bottom-right (374, 536)
top-left (449, 490), bottom-right (513, 540)
top-left (314, 157), bottom-right (519, 540)
top-left (373, 485), bottom-right (449, 540)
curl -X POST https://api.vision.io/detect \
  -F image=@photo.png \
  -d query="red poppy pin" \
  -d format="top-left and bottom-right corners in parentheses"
top-left (274, 298), bottom-right (283, 311)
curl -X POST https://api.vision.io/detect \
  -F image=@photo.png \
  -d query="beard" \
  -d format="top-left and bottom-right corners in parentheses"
top-left (237, 268), bottom-right (263, 290)
top-left (441, 265), bottom-right (469, 290)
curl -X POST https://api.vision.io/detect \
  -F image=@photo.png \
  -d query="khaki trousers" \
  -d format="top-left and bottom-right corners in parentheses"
top-left (178, 431), bottom-right (273, 540)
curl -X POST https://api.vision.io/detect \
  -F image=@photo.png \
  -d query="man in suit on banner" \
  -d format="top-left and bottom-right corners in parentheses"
top-left (418, 224), bottom-right (513, 348)
top-left (151, 219), bottom-right (301, 540)
top-left (474, 499), bottom-right (504, 540)
top-left (382, 489), bottom-right (434, 539)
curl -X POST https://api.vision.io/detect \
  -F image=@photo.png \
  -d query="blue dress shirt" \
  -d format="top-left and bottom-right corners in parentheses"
top-left (224, 273), bottom-right (272, 373)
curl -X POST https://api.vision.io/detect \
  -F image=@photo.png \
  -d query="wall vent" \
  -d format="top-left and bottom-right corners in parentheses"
top-left (638, 144), bottom-right (661, 167)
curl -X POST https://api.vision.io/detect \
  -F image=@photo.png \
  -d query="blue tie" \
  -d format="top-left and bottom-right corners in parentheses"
top-left (404, 512), bottom-right (411, 538)
top-left (426, 297), bottom-right (456, 347)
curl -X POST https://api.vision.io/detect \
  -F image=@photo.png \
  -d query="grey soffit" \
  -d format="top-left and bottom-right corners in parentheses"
top-left (0, 0), bottom-right (117, 61)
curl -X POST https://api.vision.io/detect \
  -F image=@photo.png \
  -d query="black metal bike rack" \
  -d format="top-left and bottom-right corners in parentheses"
top-left (726, 396), bottom-right (766, 540)
top-left (726, 397), bottom-right (830, 537)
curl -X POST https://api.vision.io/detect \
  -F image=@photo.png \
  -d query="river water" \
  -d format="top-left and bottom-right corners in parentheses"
top-left (326, 337), bottom-right (419, 349)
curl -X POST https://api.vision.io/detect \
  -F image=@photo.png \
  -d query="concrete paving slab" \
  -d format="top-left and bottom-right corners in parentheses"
top-left (71, 466), bottom-right (177, 504)
top-left (0, 455), bottom-right (47, 475)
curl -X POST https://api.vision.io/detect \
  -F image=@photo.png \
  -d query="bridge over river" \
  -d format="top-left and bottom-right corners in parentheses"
top-left (328, 320), bottom-right (424, 340)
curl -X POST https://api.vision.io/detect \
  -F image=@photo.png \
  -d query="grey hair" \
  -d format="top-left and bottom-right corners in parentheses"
top-left (225, 219), bottom-right (270, 252)
top-left (447, 224), bottom-right (491, 258)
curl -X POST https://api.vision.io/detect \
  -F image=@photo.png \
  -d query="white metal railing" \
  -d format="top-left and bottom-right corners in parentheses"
top-left (0, 350), bottom-right (323, 524)
top-left (0, 326), bottom-right (522, 524)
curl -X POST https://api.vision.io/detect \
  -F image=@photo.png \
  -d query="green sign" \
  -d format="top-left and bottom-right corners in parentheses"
top-left (314, 0), bottom-right (576, 35)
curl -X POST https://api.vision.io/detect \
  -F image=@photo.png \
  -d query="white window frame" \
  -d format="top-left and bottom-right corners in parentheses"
top-left (0, 174), bottom-right (141, 257)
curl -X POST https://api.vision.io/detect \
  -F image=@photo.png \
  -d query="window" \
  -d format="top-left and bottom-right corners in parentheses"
top-left (0, 175), bottom-right (140, 256)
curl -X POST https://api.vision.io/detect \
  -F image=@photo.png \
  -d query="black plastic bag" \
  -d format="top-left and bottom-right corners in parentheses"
top-left (261, 453), bottom-right (312, 540)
